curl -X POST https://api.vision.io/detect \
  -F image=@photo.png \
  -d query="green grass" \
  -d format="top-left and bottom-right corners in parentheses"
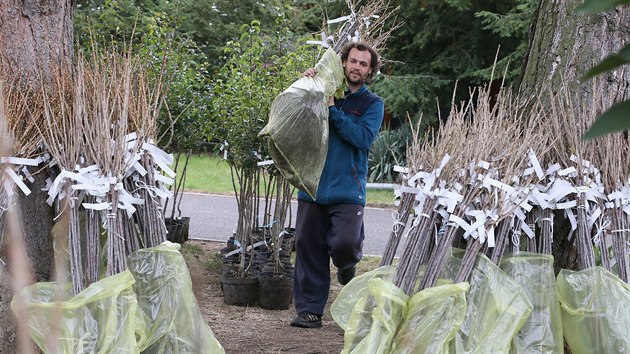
top-left (177, 154), bottom-right (234, 194)
top-left (178, 153), bottom-right (396, 208)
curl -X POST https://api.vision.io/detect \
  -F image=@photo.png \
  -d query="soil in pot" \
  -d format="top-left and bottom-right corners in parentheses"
top-left (257, 272), bottom-right (293, 310)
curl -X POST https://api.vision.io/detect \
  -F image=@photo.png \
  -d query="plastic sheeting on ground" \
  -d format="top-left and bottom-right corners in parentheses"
top-left (501, 252), bottom-right (563, 353)
top-left (452, 254), bottom-right (533, 353)
top-left (557, 266), bottom-right (630, 353)
top-left (12, 241), bottom-right (225, 354)
top-left (258, 48), bottom-right (344, 199)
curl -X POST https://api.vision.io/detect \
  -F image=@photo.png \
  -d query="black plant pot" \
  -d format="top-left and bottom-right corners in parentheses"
top-left (221, 275), bottom-right (258, 306)
top-left (165, 217), bottom-right (190, 243)
top-left (257, 271), bottom-right (293, 310)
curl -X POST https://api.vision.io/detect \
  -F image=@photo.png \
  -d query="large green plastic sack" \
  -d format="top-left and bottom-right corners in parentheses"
top-left (128, 241), bottom-right (224, 353)
top-left (11, 270), bottom-right (141, 353)
top-left (452, 254), bottom-right (533, 354)
top-left (331, 265), bottom-right (396, 330)
top-left (12, 241), bottom-right (225, 354)
top-left (258, 48), bottom-right (344, 199)
top-left (557, 266), bottom-right (630, 353)
top-left (501, 253), bottom-right (563, 354)
top-left (341, 278), bottom-right (408, 354)
top-left (392, 282), bottom-right (469, 354)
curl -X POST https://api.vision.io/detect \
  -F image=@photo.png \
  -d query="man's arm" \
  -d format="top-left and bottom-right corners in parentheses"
top-left (328, 100), bottom-right (384, 149)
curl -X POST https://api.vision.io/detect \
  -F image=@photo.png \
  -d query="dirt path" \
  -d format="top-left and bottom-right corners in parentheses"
top-left (185, 240), bottom-right (346, 354)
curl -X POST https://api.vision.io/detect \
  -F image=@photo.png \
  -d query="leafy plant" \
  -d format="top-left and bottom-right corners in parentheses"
top-left (368, 0), bottom-right (536, 129)
top-left (368, 126), bottom-right (412, 183)
top-left (579, 0), bottom-right (630, 139)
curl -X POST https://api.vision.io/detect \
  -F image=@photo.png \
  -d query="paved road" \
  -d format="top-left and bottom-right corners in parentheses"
top-left (176, 192), bottom-right (408, 257)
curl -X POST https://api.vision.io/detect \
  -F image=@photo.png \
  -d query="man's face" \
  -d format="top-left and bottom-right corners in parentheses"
top-left (343, 48), bottom-right (373, 86)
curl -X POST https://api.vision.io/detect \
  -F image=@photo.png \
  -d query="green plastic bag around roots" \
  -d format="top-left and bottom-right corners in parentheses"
top-left (11, 241), bottom-right (225, 354)
top-left (391, 282), bottom-right (469, 354)
top-left (557, 266), bottom-right (630, 353)
top-left (453, 254), bottom-right (533, 354)
top-left (259, 48), bottom-right (344, 199)
top-left (500, 252), bottom-right (564, 353)
top-left (11, 270), bottom-right (140, 353)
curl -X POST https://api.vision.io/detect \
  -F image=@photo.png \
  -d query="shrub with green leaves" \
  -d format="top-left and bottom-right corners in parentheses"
top-left (207, 21), bottom-right (317, 275)
top-left (368, 126), bottom-right (412, 183)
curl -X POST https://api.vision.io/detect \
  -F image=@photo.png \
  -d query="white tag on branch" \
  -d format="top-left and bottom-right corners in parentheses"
top-left (0, 157), bottom-right (39, 166)
top-left (327, 15), bottom-right (352, 24)
top-left (142, 142), bottom-right (175, 173)
top-left (257, 160), bottom-right (274, 167)
top-left (5, 168), bottom-right (30, 196)
top-left (306, 32), bottom-right (331, 48)
top-left (565, 208), bottom-right (578, 231)
top-left (546, 163), bottom-right (561, 176)
top-left (393, 165), bottom-right (409, 173)
top-left (477, 160), bottom-right (490, 170)
top-left (558, 167), bottom-right (577, 177)
top-left (521, 220), bottom-right (535, 239)
top-left (588, 207), bottom-right (602, 231)
top-left (528, 149), bottom-right (545, 180)
top-left (529, 188), bottom-right (551, 209)
top-left (1, 156), bottom-right (40, 196)
top-left (438, 154), bottom-right (451, 172)
top-left (570, 154), bottom-right (590, 168)
top-left (21, 166), bottom-right (34, 183)
top-left (82, 202), bottom-right (110, 211)
top-left (547, 179), bottom-right (576, 202)
top-left (436, 188), bottom-right (463, 213)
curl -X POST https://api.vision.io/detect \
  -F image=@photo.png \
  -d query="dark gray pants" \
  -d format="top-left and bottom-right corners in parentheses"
top-left (293, 200), bottom-right (365, 316)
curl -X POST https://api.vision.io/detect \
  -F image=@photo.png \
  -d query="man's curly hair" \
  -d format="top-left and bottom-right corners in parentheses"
top-left (339, 42), bottom-right (381, 82)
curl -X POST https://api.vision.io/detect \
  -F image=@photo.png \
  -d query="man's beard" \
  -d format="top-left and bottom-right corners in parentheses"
top-left (346, 68), bottom-right (367, 85)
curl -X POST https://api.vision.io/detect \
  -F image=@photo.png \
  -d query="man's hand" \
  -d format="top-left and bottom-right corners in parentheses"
top-left (302, 68), bottom-right (317, 77)
top-left (302, 68), bottom-right (333, 106)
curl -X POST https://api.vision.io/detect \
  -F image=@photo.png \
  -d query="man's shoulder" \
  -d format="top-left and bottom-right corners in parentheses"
top-left (356, 85), bottom-right (378, 99)
top-left (364, 91), bottom-right (383, 107)
top-left (361, 86), bottom-right (382, 102)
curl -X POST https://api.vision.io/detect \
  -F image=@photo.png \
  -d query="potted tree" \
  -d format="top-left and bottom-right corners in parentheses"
top-left (208, 21), bottom-right (314, 306)
top-left (257, 167), bottom-right (295, 309)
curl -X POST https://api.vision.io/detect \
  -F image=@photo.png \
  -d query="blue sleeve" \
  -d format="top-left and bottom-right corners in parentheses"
top-left (327, 99), bottom-right (384, 149)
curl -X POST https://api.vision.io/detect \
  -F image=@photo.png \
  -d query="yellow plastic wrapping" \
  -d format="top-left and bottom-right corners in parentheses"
top-left (127, 241), bottom-right (225, 353)
top-left (12, 270), bottom-right (141, 353)
top-left (557, 266), bottom-right (630, 353)
top-left (501, 252), bottom-right (563, 354)
top-left (12, 241), bottom-right (224, 354)
top-left (331, 265), bottom-right (396, 330)
top-left (391, 282), bottom-right (469, 354)
top-left (341, 278), bottom-right (408, 354)
top-left (452, 254), bottom-right (533, 354)
top-left (259, 48), bottom-right (345, 199)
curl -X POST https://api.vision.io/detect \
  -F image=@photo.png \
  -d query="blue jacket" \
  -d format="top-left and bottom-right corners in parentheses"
top-left (298, 85), bottom-right (384, 206)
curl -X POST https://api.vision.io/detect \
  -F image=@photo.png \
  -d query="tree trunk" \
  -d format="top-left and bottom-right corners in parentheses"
top-left (520, 0), bottom-right (630, 100)
top-left (519, 0), bottom-right (630, 273)
top-left (0, 1), bottom-right (73, 352)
